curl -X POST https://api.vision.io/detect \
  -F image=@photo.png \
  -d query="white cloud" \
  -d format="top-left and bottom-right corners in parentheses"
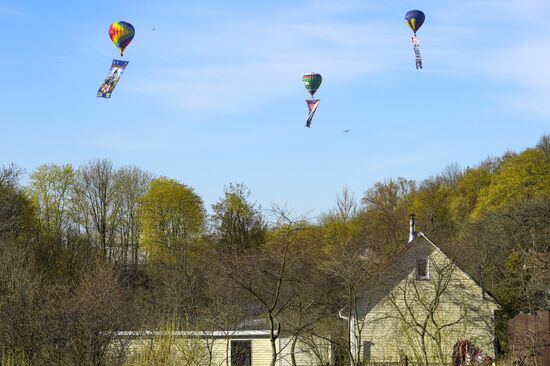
top-left (127, 0), bottom-right (550, 117)
top-left (129, 14), bottom-right (402, 111)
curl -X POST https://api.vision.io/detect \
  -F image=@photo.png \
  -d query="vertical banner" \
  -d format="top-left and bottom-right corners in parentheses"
top-left (97, 60), bottom-right (129, 98)
top-left (412, 37), bottom-right (423, 70)
top-left (305, 99), bottom-right (320, 128)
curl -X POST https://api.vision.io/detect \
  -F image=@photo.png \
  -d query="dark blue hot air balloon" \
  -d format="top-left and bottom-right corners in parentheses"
top-left (405, 10), bottom-right (425, 35)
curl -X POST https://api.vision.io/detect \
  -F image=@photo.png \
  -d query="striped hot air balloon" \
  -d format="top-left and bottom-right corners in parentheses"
top-left (109, 21), bottom-right (135, 56)
top-left (302, 72), bottom-right (322, 97)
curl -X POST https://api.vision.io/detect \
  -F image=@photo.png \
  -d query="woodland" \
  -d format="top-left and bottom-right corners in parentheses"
top-left (0, 135), bottom-right (548, 365)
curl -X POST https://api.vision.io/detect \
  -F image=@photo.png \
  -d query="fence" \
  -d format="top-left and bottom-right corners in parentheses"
top-left (507, 311), bottom-right (550, 365)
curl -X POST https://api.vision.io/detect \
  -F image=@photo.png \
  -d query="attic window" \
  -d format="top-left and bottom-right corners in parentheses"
top-left (416, 257), bottom-right (429, 280)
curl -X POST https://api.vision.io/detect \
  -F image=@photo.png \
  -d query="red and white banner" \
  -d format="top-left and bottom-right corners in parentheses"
top-left (305, 99), bottom-right (320, 128)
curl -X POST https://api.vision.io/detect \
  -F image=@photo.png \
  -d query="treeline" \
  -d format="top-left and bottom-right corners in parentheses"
top-left (0, 136), bottom-right (548, 365)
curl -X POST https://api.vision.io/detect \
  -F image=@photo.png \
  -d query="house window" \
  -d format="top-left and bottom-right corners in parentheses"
top-left (231, 340), bottom-right (251, 366)
top-left (363, 341), bottom-right (373, 362)
top-left (416, 257), bottom-right (429, 280)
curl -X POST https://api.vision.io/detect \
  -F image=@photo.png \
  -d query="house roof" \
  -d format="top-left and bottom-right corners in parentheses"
top-left (375, 232), bottom-right (499, 304)
top-left (113, 330), bottom-right (272, 339)
top-left (420, 233), bottom-right (498, 302)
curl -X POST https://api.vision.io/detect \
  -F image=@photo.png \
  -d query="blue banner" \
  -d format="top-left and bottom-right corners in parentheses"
top-left (97, 60), bottom-right (129, 98)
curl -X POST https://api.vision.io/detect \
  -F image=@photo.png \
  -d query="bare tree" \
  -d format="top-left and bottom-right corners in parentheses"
top-left (114, 166), bottom-right (152, 266)
top-left (382, 251), bottom-right (495, 365)
top-left (72, 159), bottom-right (122, 261)
top-left (0, 164), bottom-right (35, 238)
top-left (361, 178), bottom-right (416, 255)
top-left (218, 208), bottom-right (304, 366)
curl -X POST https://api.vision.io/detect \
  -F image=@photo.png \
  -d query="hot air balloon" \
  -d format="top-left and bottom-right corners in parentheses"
top-left (98, 22), bottom-right (134, 98)
top-left (303, 72), bottom-right (322, 97)
top-left (109, 21), bottom-right (135, 57)
top-left (303, 73), bottom-right (322, 128)
top-left (405, 10), bottom-right (425, 36)
top-left (405, 10), bottom-right (425, 70)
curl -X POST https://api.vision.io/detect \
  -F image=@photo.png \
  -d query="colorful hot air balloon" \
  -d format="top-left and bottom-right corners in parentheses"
top-left (405, 10), bottom-right (425, 35)
top-left (109, 21), bottom-right (135, 56)
top-left (302, 72), bottom-right (322, 97)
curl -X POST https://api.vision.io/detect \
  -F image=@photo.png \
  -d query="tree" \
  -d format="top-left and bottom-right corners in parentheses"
top-left (71, 159), bottom-right (123, 260)
top-left (211, 183), bottom-right (266, 253)
top-left (141, 177), bottom-right (205, 262)
top-left (408, 178), bottom-right (456, 243)
top-left (360, 178), bottom-right (415, 256)
top-left (218, 209), bottom-right (304, 366)
top-left (0, 164), bottom-right (36, 239)
top-left (449, 164), bottom-right (492, 225)
top-left (320, 232), bottom-right (379, 366)
top-left (386, 260), bottom-right (463, 364)
top-left (113, 166), bottom-right (152, 266)
top-left (0, 235), bottom-right (46, 363)
top-left (383, 254), bottom-right (494, 365)
top-left (472, 147), bottom-right (550, 219)
top-left (321, 188), bottom-right (362, 249)
top-left (59, 260), bottom-right (133, 366)
top-left (317, 189), bottom-right (381, 366)
top-left (462, 198), bottom-right (550, 317)
top-left (28, 163), bottom-right (75, 245)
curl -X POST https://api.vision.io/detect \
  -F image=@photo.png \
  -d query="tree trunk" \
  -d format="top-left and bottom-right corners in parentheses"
top-left (290, 335), bottom-right (298, 366)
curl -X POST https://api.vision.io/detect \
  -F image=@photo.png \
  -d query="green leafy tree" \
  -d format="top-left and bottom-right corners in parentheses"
top-left (141, 177), bottom-right (205, 262)
top-left (408, 178), bottom-right (456, 243)
top-left (472, 147), bottom-right (550, 219)
top-left (211, 183), bottom-right (266, 253)
top-left (28, 164), bottom-right (75, 244)
top-left (449, 164), bottom-right (492, 225)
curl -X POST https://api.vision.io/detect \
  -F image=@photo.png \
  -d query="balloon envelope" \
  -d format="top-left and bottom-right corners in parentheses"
top-left (302, 73), bottom-right (322, 97)
top-left (405, 10), bottom-right (425, 34)
top-left (109, 21), bottom-right (135, 56)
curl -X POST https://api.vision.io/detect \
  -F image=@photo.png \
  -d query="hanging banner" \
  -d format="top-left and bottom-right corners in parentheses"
top-left (412, 37), bottom-right (423, 70)
top-left (305, 99), bottom-right (320, 128)
top-left (97, 60), bottom-right (129, 98)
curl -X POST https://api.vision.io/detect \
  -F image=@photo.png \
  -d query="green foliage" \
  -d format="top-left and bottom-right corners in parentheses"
top-left (27, 164), bottom-right (78, 278)
top-left (28, 163), bottom-right (75, 242)
top-left (0, 135), bottom-right (548, 364)
top-left (408, 178), bottom-right (455, 242)
top-left (123, 318), bottom-right (208, 366)
top-left (211, 182), bottom-right (266, 253)
top-left (472, 147), bottom-right (550, 219)
top-left (141, 177), bottom-right (206, 262)
top-left (0, 353), bottom-right (31, 366)
top-left (449, 164), bottom-right (492, 224)
top-left (319, 189), bottom-right (364, 259)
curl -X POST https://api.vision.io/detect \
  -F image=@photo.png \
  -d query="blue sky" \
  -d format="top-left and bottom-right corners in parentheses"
top-left (0, 0), bottom-right (548, 217)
